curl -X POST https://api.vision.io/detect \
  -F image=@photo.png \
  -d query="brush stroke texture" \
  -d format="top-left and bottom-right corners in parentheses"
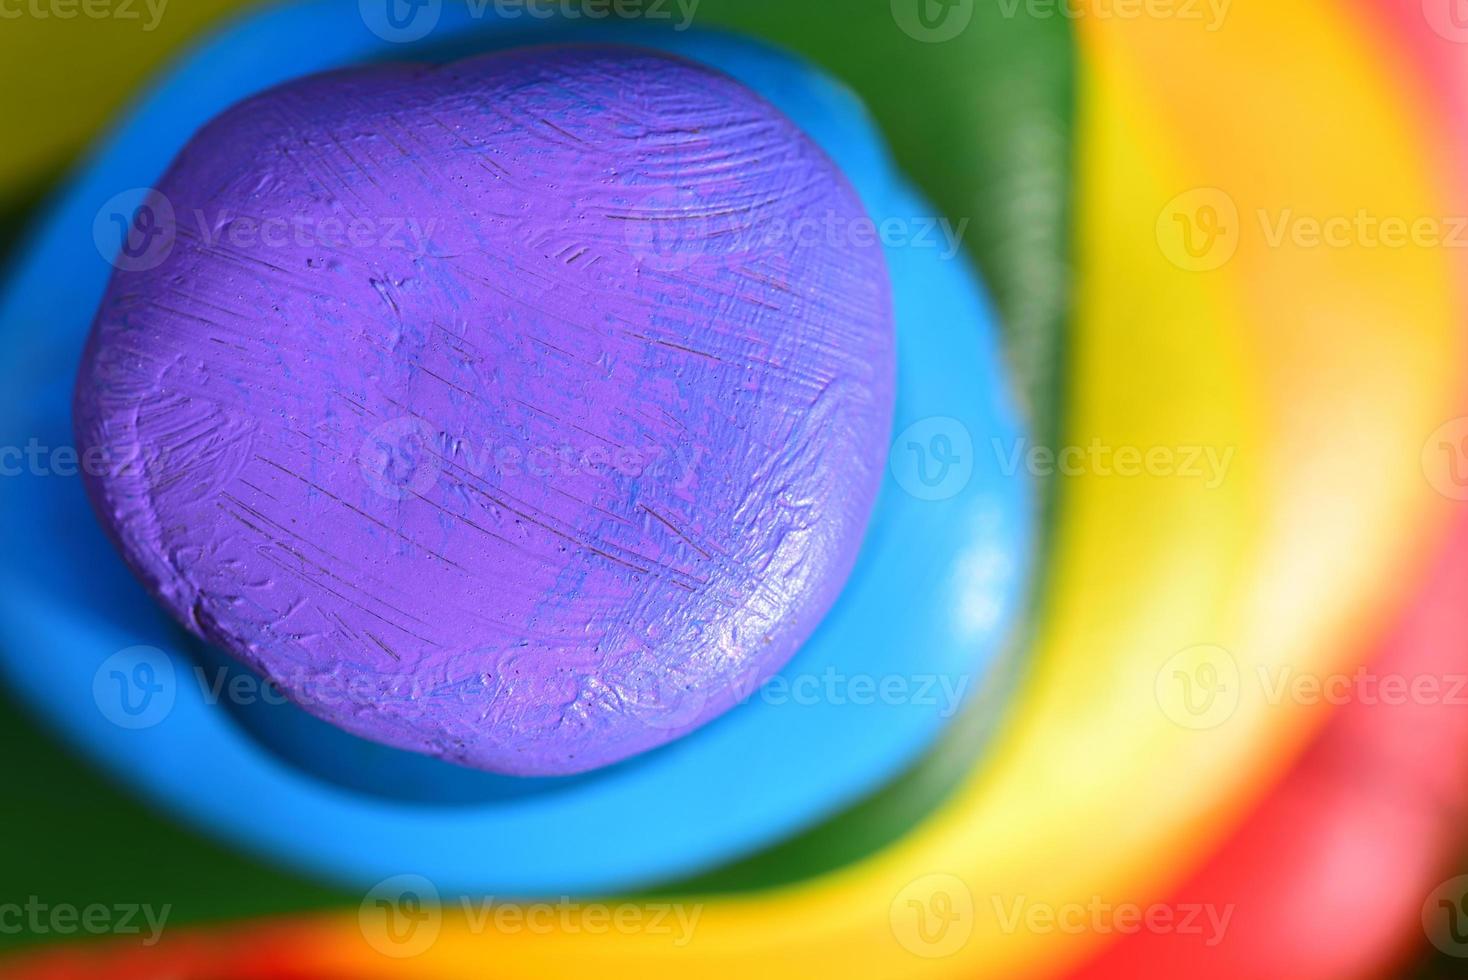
top-left (73, 45), bottom-right (894, 775)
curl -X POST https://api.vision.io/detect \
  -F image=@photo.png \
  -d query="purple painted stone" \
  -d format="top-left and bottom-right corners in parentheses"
top-left (74, 46), bottom-right (895, 775)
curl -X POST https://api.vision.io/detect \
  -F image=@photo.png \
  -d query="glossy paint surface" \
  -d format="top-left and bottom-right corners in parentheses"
top-left (73, 46), bottom-right (895, 775)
